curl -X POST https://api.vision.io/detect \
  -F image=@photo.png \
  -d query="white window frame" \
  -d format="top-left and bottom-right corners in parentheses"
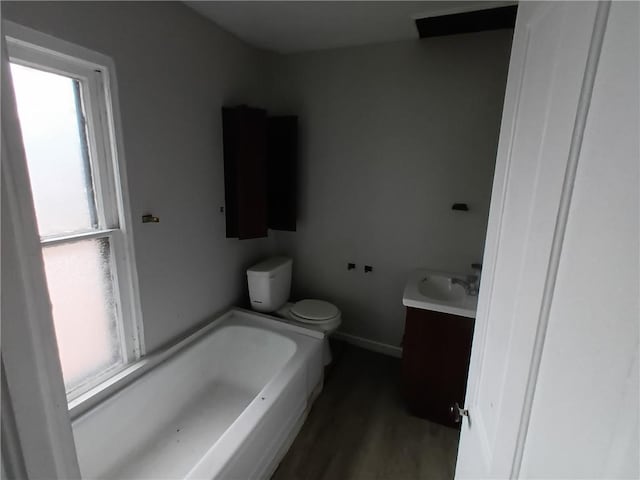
top-left (4, 21), bottom-right (145, 405)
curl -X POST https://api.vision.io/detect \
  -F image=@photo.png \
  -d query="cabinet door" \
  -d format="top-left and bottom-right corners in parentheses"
top-left (267, 116), bottom-right (297, 231)
top-left (402, 308), bottom-right (474, 428)
top-left (222, 106), bottom-right (268, 239)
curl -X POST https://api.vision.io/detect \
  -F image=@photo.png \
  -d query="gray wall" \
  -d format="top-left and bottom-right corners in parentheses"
top-left (3, 1), bottom-right (512, 351)
top-left (273, 33), bottom-right (512, 346)
top-left (1, 1), bottom-right (278, 351)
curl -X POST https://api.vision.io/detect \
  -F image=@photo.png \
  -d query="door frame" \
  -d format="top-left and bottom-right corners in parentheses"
top-left (1, 34), bottom-right (81, 478)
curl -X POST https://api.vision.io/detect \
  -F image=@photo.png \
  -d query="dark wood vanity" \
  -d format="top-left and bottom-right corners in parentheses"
top-left (401, 307), bottom-right (475, 428)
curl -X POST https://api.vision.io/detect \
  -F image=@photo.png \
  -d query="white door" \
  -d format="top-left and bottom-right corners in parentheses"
top-left (455, 1), bottom-right (639, 478)
top-left (518, 1), bottom-right (639, 476)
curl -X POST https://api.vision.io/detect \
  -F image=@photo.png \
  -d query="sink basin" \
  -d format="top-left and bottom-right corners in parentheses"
top-left (418, 275), bottom-right (468, 302)
top-left (402, 269), bottom-right (477, 318)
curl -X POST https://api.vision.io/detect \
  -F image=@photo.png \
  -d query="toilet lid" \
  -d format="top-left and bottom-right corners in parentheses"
top-left (291, 299), bottom-right (339, 323)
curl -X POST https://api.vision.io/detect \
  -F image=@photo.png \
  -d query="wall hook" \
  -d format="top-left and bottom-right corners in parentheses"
top-left (451, 203), bottom-right (469, 211)
top-left (142, 214), bottom-right (160, 223)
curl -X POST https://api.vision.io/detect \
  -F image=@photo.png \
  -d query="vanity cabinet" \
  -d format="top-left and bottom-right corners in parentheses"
top-left (401, 307), bottom-right (474, 428)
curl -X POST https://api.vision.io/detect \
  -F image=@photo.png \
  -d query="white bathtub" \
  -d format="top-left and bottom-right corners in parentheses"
top-left (71, 308), bottom-right (324, 479)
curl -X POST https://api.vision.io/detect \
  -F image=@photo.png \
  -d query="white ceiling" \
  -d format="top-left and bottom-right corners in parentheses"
top-left (185, 1), bottom-right (513, 54)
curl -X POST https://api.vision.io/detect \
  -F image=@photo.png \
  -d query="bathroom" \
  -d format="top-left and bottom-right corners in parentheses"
top-left (2, 2), bottom-right (638, 480)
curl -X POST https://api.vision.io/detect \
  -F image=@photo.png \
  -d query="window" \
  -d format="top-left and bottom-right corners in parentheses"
top-left (7, 32), bottom-right (143, 401)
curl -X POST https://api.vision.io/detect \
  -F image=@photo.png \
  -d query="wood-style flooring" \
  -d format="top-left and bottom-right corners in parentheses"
top-left (271, 341), bottom-right (460, 480)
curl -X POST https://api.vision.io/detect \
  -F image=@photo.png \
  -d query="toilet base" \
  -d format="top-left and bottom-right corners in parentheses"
top-left (322, 339), bottom-right (332, 366)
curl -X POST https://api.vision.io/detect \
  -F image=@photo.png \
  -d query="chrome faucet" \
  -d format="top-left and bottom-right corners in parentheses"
top-left (452, 263), bottom-right (482, 296)
top-left (451, 276), bottom-right (478, 296)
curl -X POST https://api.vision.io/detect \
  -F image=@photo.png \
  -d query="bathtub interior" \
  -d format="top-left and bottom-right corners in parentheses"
top-left (73, 321), bottom-right (300, 479)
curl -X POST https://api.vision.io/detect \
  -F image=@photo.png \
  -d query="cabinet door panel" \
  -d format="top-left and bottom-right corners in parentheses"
top-left (402, 307), bottom-right (475, 428)
top-left (236, 108), bottom-right (267, 239)
top-left (222, 107), bottom-right (239, 238)
top-left (267, 116), bottom-right (297, 231)
top-left (222, 106), bottom-right (268, 239)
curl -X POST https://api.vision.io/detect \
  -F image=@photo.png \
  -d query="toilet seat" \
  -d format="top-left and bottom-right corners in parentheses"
top-left (290, 299), bottom-right (340, 324)
top-left (274, 300), bottom-right (341, 335)
top-left (274, 300), bottom-right (341, 365)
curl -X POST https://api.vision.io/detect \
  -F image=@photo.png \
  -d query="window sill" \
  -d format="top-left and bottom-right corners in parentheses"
top-left (68, 360), bottom-right (149, 420)
top-left (68, 308), bottom-right (234, 421)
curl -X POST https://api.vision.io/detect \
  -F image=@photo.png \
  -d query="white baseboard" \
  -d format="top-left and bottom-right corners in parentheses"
top-left (332, 331), bottom-right (403, 358)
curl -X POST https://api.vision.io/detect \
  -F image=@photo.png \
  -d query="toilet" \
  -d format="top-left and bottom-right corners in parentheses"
top-left (247, 256), bottom-right (341, 363)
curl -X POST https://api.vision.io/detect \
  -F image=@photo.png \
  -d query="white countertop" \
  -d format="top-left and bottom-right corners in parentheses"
top-left (402, 269), bottom-right (477, 318)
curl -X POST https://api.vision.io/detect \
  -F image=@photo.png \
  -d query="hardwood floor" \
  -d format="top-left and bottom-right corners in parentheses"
top-left (271, 341), bottom-right (460, 480)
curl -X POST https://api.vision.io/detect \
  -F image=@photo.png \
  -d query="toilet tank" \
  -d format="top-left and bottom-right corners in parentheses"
top-left (247, 257), bottom-right (292, 313)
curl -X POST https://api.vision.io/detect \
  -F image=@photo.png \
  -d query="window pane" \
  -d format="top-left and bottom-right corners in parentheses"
top-left (10, 63), bottom-right (98, 237)
top-left (42, 238), bottom-right (123, 392)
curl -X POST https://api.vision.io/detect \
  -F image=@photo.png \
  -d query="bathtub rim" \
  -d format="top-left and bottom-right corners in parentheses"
top-left (69, 307), bottom-right (324, 420)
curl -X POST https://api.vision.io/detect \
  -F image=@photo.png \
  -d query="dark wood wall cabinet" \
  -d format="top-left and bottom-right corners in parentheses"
top-left (267, 116), bottom-right (297, 232)
top-left (401, 307), bottom-right (475, 429)
top-left (222, 106), bottom-right (297, 239)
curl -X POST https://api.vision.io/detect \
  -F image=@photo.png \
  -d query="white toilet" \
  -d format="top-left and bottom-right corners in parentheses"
top-left (247, 256), bottom-right (341, 363)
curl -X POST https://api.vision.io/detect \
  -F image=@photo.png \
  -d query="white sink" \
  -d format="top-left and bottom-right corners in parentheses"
top-left (402, 269), bottom-right (478, 318)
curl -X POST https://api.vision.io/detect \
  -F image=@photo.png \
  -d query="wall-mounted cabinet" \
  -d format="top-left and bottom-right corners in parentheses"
top-left (267, 116), bottom-right (297, 232)
top-left (223, 106), bottom-right (268, 239)
top-left (222, 106), bottom-right (297, 239)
